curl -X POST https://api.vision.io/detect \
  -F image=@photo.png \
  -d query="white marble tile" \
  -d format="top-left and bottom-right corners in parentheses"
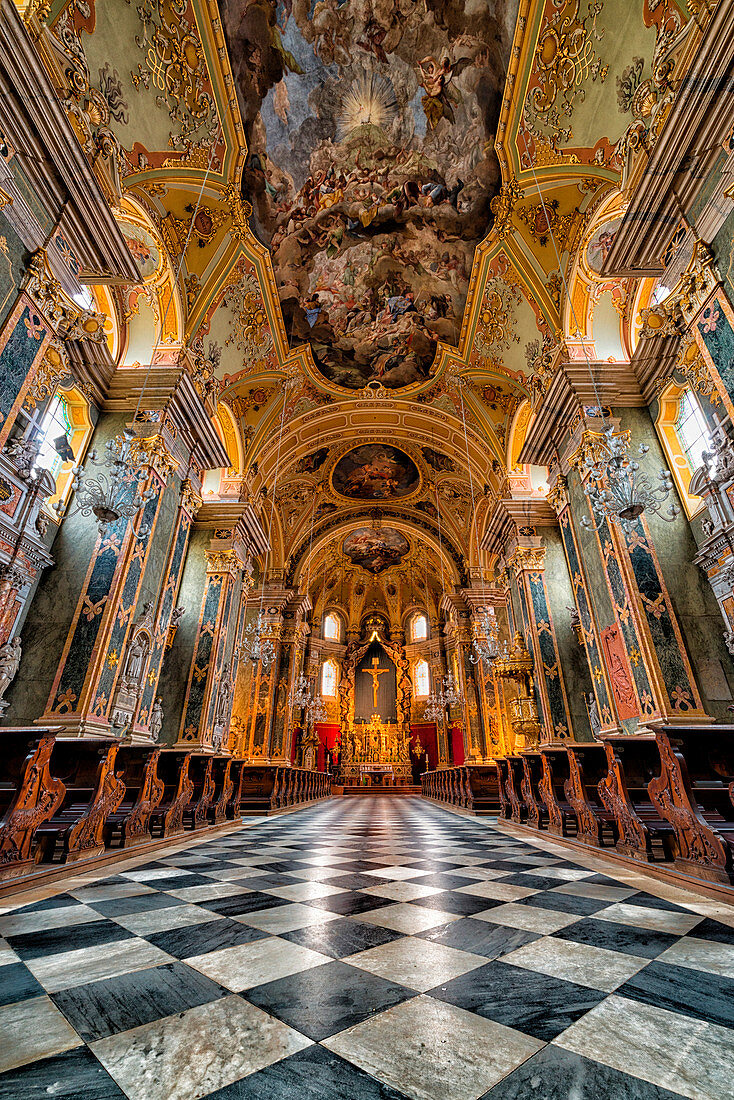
top-left (595, 902), bottom-right (703, 935)
top-left (455, 881), bottom-right (537, 901)
top-left (0, 904), bottom-right (100, 938)
top-left (71, 883), bottom-right (157, 902)
top-left (0, 996), bottom-right (82, 1072)
top-left (165, 882), bottom-right (250, 902)
top-left (655, 936), bottom-right (734, 979)
top-left (520, 867), bottom-right (593, 881)
top-left (346, 937), bottom-right (486, 992)
top-left (261, 881), bottom-right (348, 902)
top-left (324, 994), bottom-right (543, 1100)
top-left (26, 937), bottom-right (174, 993)
top-left (123, 867), bottom-right (191, 882)
top-left (282, 867), bottom-right (348, 881)
top-left (187, 936), bottom-right (331, 991)
top-left (0, 938), bottom-right (20, 967)
top-left (501, 936), bottom-right (648, 991)
top-left (445, 868), bottom-right (508, 881)
top-left (236, 903), bottom-right (341, 934)
top-left (556, 994), bottom-right (734, 1100)
top-left (361, 881), bottom-right (443, 902)
top-left (362, 867), bottom-right (428, 880)
top-left (92, 994), bottom-right (312, 1100)
top-left (473, 902), bottom-right (579, 934)
top-left (112, 903), bottom-right (219, 936)
top-left (358, 903), bottom-right (462, 934)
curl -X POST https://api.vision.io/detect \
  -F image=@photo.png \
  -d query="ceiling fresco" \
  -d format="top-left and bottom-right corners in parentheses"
top-left (220, 0), bottom-right (519, 389)
top-left (343, 526), bottom-right (410, 575)
top-left (332, 444), bottom-right (420, 500)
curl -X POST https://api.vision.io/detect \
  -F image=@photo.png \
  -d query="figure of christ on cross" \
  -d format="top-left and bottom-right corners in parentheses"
top-left (363, 655), bottom-right (389, 709)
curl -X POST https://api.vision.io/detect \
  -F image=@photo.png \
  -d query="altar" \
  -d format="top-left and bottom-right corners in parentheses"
top-left (340, 713), bottom-right (411, 784)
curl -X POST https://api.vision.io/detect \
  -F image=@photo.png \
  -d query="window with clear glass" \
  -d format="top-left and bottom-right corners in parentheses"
top-left (323, 612), bottom-right (341, 641)
top-left (411, 613), bottom-right (428, 642)
top-left (675, 390), bottom-right (709, 473)
top-left (321, 660), bottom-right (337, 696)
top-left (414, 659), bottom-right (430, 697)
top-left (36, 394), bottom-right (72, 481)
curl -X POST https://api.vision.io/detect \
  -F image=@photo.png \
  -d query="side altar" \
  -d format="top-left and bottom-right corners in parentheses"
top-left (340, 714), bottom-right (411, 785)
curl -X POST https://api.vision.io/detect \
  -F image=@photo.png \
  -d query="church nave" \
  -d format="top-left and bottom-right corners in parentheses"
top-left (1, 798), bottom-right (733, 1100)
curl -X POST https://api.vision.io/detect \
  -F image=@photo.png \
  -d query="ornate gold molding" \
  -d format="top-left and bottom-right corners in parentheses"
top-left (506, 545), bottom-right (546, 576)
top-left (23, 251), bottom-right (106, 342)
top-left (129, 433), bottom-right (179, 480)
top-left (181, 479), bottom-right (203, 516)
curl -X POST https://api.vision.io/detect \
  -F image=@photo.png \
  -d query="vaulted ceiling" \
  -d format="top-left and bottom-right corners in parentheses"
top-left (41, 0), bottom-right (690, 577)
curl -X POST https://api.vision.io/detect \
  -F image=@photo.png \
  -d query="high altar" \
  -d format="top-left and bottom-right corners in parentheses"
top-left (340, 714), bottom-right (412, 784)
top-left (336, 630), bottom-right (414, 785)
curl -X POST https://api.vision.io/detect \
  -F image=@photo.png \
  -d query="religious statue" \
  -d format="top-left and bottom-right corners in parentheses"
top-left (0, 636), bottom-right (22, 701)
top-left (150, 697), bottom-right (163, 743)
top-left (586, 692), bottom-right (601, 740)
top-left (214, 663), bottom-right (234, 732)
top-left (362, 655), bottom-right (388, 709)
top-left (123, 635), bottom-right (147, 687)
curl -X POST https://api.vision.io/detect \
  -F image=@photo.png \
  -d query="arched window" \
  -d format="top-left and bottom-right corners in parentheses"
top-left (35, 386), bottom-right (93, 516)
top-left (413, 659), bottom-right (430, 697)
top-left (323, 612), bottom-right (341, 641)
top-left (411, 613), bottom-right (428, 642)
top-left (321, 659), bottom-right (338, 696)
top-left (656, 382), bottom-right (709, 517)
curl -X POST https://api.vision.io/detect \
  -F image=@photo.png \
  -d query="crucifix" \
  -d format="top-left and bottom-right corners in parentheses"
top-left (363, 656), bottom-right (389, 709)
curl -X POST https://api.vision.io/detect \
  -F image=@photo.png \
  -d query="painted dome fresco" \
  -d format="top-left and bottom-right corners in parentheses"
top-left (221, 0), bottom-right (519, 389)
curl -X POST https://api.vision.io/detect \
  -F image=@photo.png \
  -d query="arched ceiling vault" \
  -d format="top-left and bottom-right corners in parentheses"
top-left (37, 0), bottom-right (693, 565)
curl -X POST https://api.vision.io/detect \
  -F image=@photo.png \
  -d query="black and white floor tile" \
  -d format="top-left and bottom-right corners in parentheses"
top-left (1, 797), bottom-right (733, 1099)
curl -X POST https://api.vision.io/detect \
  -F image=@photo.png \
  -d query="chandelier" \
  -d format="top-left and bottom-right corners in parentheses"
top-left (469, 607), bottom-right (499, 666)
top-left (290, 674), bottom-right (327, 724)
top-left (306, 693), bottom-right (328, 724)
top-left (423, 671), bottom-right (464, 721)
top-left (580, 419), bottom-right (680, 532)
top-left (241, 610), bottom-right (276, 670)
top-left (56, 428), bottom-right (154, 533)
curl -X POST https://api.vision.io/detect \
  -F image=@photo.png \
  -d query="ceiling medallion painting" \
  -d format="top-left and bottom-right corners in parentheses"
top-left (332, 444), bottom-right (419, 500)
top-left (221, 0), bottom-right (519, 390)
top-left (343, 526), bottom-right (410, 574)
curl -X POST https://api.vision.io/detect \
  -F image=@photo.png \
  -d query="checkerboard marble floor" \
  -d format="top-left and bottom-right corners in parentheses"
top-left (1, 797), bottom-right (734, 1100)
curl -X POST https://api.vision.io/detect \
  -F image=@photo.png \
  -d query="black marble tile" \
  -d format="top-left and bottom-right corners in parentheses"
top-left (253, 861), bottom-right (311, 873)
top-left (199, 892), bottom-right (293, 917)
top-left (554, 917), bottom-right (680, 959)
top-left (417, 917), bottom-right (540, 959)
top-left (687, 918), bottom-right (734, 945)
top-left (51, 961), bottom-right (228, 1041)
top-left (136, 873), bottom-right (213, 890)
top-left (231, 875), bottom-right (294, 891)
top-left (243, 960), bottom-right (413, 1040)
top-left (476, 860), bottom-right (546, 873)
top-left (315, 860), bottom-right (376, 872)
top-left (89, 892), bottom-right (187, 917)
top-left (203, 1044), bottom-right (410, 1099)
top-left (7, 920), bottom-right (134, 960)
top-left (408, 873), bottom-right (483, 890)
top-left (411, 891), bottom-right (502, 917)
top-left (428, 960), bottom-right (605, 1041)
top-left (513, 891), bottom-right (611, 917)
top-left (625, 892), bottom-right (696, 915)
top-left (325, 872), bottom-right (387, 890)
top-left (9, 893), bottom-right (80, 915)
top-left (0, 1047), bottom-right (126, 1100)
top-left (305, 891), bottom-right (393, 917)
top-left (617, 960), bottom-right (734, 1030)
top-left (0, 961), bottom-right (45, 1005)
top-left (281, 916), bottom-right (404, 958)
top-left (147, 918), bottom-right (269, 959)
top-left (481, 1042), bottom-right (688, 1099)
top-left (498, 872), bottom-right (573, 890)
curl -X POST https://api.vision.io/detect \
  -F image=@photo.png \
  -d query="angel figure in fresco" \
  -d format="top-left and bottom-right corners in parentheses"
top-left (417, 56), bottom-right (470, 130)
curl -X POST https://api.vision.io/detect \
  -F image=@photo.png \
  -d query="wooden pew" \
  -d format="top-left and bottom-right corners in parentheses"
top-left (598, 736), bottom-right (675, 862)
top-left (495, 758), bottom-right (511, 819)
top-left (208, 758), bottom-right (234, 826)
top-left (648, 726), bottom-right (734, 884)
top-left (182, 755), bottom-right (215, 830)
top-left (538, 747), bottom-right (578, 838)
top-left (148, 750), bottom-right (194, 839)
top-left (227, 760), bottom-right (246, 818)
top-left (238, 765), bottom-right (278, 814)
top-left (504, 755), bottom-right (527, 824)
top-left (0, 729), bottom-right (65, 879)
top-left (564, 743), bottom-right (618, 848)
top-left (103, 747), bottom-right (164, 849)
top-left (519, 751), bottom-right (548, 829)
top-left (467, 764), bottom-right (500, 814)
top-left (34, 740), bottom-right (126, 864)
